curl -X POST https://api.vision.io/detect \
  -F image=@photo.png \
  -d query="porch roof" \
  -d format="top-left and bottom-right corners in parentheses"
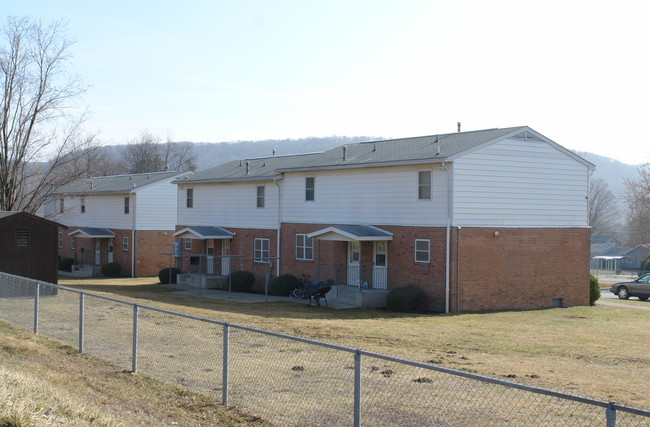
top-left (68, 228), bottom-right (115, 239)
top-left (174, 226), bottom-right (234, 240)
top-left (307, 225), bottom-right (393, 242)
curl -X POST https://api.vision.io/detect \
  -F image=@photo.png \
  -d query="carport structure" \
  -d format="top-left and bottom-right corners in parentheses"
top-left (308, 225), bottom-right (393, 289)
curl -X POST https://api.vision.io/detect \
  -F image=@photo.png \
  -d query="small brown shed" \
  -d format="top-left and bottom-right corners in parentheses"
top-left (0, 211), bottom-right (65, 284)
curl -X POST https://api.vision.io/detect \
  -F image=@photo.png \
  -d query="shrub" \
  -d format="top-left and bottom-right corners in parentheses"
top-left (269, 274), bottom-right (300, 296)
top-left (158, 267), bottom-right (181, 284)
top-left (230, 270), bottom-right (255, 292)
top-left (58, 257), bottom-right (74, 272)
top-left (641, 258), bottom-right (650, 273)
top-left (589, 274), bottom-right (600, 306)
top-left (386, 285), bottom-right (429, 313)
top-left (101, 262), bottom-right (121, 277)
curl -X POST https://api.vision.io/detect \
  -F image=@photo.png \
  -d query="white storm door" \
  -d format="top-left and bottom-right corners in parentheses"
top-left (372, 241), bottom-right (387, 289)
top-left (94, 239), bottom-right (101, 265)
top-left (221, 240), bottom-right (231, 276)
top-left (108, 239), bottom-right (114, 263)
top-left (206, 240), bottom-right (214, 274)
top-left (347, 241), bottom-right (361, 287)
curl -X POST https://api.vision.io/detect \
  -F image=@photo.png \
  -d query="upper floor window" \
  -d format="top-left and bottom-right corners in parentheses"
top-left (124, 197), bottom-right (130, 214)
top-left (296, 234), bottom-right (313, 261)
top-left (305, 177), bottom-right (315, 201)
top-left (80, 196), bottom-right (86, 214)
top-left (254, 238), bottom-right (270, 262)
top-left (257, 185), bottom-right (265, 208)
top-left (418, 171), bottom-right (431, 200)
top-left (59, 198), bottom-right (65, 213)
top-left (186, 188), bottom-right (193, 208)
top-left (415, 239), bottom-right (430, 263)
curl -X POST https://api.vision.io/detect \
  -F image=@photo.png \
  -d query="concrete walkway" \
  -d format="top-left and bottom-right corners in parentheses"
top-left (169, 287), bottom-right (357, 309)
top-left (596, 300), bottom-right (650, 310)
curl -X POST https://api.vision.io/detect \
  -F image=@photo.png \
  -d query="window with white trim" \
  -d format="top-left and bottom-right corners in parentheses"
top-left (71, 236), bottom-right (76, 250)
top-left (256, 185), bottom-right (265, 208)
top-left (123, 236), bottom-right (129, 251)
top-left (254, 238), bottom-right (270, 262)
top-left (184, 238), bottom-right (192, 251)
top-left (186, 188), bottom-right (193, 208)
top-left (124, 197), bottom-right (130, 214)
top-left (59, 198), bottom-right (65, 213)
top-left (296, 234), bottom-right (313, 261)
top-left (305, 177), bottom-right (315, 201)
top-left (415, 239), bottom-right (430, 263)
top-left (80, 197), bottom-right (86, 214)
top-left (418, 170), bottom-right (431, 200)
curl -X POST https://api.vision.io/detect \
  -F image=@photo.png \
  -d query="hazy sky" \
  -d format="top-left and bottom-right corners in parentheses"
top-left (3, 0), bottom-right (649, 165)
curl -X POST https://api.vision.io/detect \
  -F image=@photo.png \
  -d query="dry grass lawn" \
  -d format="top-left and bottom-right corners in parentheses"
top-left (54, 276), bottom-right (650, 412)
top-left (0, 321), bottom-right (268, 426)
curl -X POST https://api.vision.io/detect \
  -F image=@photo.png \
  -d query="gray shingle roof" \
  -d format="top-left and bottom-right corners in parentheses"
top-left (177, 126), bottom-right (557, 184)
top-left (55, 171), bottom-right (184, 195)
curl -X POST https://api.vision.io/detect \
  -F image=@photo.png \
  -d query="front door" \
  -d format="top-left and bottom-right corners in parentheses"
top-left (108, 239), bottom-right (114, 263)
top-left (372, 241), bottom-right (387, 289)
top-left (94, 239), bottom-right (101, 265)
top-left (347, 241), bottom-right (361, 286)
top-left (221, 240), bottom-right (231, 276)
top-left (206, 240), bottom-right (214, 274)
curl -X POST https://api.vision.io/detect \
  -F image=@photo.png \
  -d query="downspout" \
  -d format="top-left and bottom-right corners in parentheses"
top-left (130, 188), bottom-right (136, 278)
top-left (273, 179), bottom-right (281, 276)
top-left (442, 161), bottom-right (451, 314)
top-left (457, 226), bottom-right (461, 312)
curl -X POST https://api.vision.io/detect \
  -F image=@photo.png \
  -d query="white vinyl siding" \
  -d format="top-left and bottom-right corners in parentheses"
top-left (282, 165), bottom-right (449, 226)
top-left (452, 137), bottom-right (590, 227)
top-left (135, 178), bottom-right (179, 230)
top-left (177, 182), bottom-right (279, 229)
top-left (72, 194), bottom-right (133, 229)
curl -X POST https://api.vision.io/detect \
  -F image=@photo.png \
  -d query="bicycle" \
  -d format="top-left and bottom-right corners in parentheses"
top-left (290, 274), bottom-right (311, 299)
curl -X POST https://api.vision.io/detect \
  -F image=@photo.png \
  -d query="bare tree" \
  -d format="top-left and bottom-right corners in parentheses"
top-left (623, 163), bottom-right (650, 246)
top-left (588, 178), bottom-right (620, 235)
top-left (0, 17), bottom-right (97, 213)
top-left (121, 130), bottom-right (196, 173)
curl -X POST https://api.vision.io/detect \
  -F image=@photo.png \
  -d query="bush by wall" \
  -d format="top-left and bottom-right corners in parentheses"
top-left (58, 257), bottom-right (74, 272)
top-left (230, 270), bottom-right (255, 292)
top-left (101, 262), bottom-right (121, 277)
top-left (386, 285), bottom-right (429, 313)
top-left (589, 274), bottom-right (600, 306)
top-left (269, 274), bottom-right (300, 296)
top-left (158, 267), bottom-right (181, 284)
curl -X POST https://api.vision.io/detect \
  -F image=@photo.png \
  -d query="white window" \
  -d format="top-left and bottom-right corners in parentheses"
top-left (123, 236), bottom-right (129, 251)
top-left (184, 238), bottom-right (192, 251)
top-left (80, 197), bottom-right (86, 214)
top-left (418, 171), bottom-right (431, 200)
top-left (305, 177), bottom-right (315, 201)
top-left (186, 188), bottom-right (193, 208)
top-left (256, 185), bottom-right (265, 208)
top-left (71, 236), bottom-right (76, 250)
top-left (296, 234), bottom-right (313, 261)
top-left (58, 231), bottom-right (63, 248)
top-left (59, 198), bottom-right (65, 213)
top-left (124, 197), bottom-right (130, 214)
top-left (415, 239), bottom-right (430, 263)
top-left (254, 238), bottom-right (270, 262)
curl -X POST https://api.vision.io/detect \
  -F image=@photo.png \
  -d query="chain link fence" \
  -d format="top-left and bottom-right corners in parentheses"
top-left (1, 271), bottom-right (649, 426)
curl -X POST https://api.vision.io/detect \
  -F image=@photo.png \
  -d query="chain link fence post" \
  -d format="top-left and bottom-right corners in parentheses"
top-left (132, 304), bottom-right (139, 373)
top-left (222, 323), bottom-right (230, 406)
top-left (354, 350), bottom-right (362, 427)
top-left (78, 293), bottom-right (85, 354)
top-left (33, 282), bottom-right (40, 334)
top-left (607, 402), bottom-right (617, 427)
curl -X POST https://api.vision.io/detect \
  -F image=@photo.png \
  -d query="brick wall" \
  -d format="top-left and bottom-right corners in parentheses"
top-left (280, 223), bottom-right (590, 312)
top-left (134, 230), bottom-right (176, 277)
